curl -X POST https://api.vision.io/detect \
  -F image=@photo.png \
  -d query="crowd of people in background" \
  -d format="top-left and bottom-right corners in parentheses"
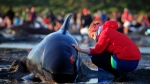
top-left (0, 6), bottom-right (150, 35)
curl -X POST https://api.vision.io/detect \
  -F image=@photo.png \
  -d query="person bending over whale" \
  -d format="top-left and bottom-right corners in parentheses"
top-left (72, 20), bottom-right (141, 82)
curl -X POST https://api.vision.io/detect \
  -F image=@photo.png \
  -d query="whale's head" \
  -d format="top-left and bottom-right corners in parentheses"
top-left (40, 13), bottom-right (80, 83)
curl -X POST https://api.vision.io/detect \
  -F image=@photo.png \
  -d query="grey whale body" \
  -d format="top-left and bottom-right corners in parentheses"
top-left (25, 13), bottom-right (80, 83)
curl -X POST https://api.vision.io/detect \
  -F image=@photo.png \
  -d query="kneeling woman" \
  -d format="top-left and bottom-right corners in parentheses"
top-left (72, 20), bottom-right (141, 82)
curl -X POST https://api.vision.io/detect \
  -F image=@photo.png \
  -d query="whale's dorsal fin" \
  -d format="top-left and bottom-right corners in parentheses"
top-left (59, 13), bottom-right (72, 34)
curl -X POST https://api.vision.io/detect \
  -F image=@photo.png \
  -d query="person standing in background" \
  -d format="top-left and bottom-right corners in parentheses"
top-left (121, 8), bottom-right (132, 34)
top-left (81, 8), bottom-right (93, 28)
top-left (28, 7), bottom-right (37, 25)
top-left (5, 6), bottom-right (15, 25)
top-left (22, 8), bottom-right (29, 24)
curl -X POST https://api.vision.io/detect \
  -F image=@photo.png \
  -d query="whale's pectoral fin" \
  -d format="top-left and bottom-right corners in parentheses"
top-left (22, 73), bottom-right (41, 82)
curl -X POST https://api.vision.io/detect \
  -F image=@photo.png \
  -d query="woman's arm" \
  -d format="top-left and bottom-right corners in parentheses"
top-left (72, 44), bottom-right (90, 54)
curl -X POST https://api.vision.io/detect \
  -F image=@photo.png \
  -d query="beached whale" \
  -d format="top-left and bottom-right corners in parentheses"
top-left (23, 13), bottom-right (81, 83)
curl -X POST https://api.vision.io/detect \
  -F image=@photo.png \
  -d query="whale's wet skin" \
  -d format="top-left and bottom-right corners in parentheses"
top-left (23, 13), bottom-right (81, 83)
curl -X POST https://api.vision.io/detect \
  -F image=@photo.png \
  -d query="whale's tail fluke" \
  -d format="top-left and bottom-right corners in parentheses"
top-left (59, 13), bottom-right (72, 34)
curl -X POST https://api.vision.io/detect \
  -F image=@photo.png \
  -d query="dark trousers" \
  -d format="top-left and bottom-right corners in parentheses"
top-left (91, 52), bottom-right (121, 77)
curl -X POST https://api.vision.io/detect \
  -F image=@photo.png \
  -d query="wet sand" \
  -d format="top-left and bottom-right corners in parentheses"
top-left (0, 48), bottom-right (150, 83)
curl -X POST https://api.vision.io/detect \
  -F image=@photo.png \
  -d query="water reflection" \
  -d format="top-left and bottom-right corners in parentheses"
top-left (85, 78), bottom-right (98, 83)
top-left (79, 77), bottom-right (111, 83)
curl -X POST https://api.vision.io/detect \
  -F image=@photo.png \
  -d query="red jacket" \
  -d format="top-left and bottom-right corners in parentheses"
top-left (90, 21), bottom-right (141, 60)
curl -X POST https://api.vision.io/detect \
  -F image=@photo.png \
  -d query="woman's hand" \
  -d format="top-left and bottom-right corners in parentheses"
top-left (72, 44), bottom-right (82, 52)
top-left (71, 44), bottom-right (90, 54)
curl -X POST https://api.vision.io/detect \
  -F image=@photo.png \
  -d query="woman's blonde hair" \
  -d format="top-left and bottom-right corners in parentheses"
top-left (88, 21), bottom-right (101, 38)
